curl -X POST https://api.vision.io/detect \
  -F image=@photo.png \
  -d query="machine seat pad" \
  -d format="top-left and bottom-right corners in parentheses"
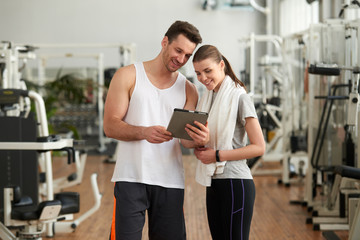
top-left (9, 186), bottom-right (33, 207)
top-left (13, 196), bottom-right (33, 207)
top-left (11, 200), bottom-right (61, 221)
top-left (334, 165), bottom-right (360, 180)
top-left (55, 192), bottom-right (80, 215)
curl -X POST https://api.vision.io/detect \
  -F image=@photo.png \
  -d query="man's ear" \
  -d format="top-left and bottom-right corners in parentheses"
top-left (161, 36), bottom-right (169, 48)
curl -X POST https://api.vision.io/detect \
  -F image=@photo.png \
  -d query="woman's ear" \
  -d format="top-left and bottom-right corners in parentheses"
top-left (220, 60), bottom-right (225, 71)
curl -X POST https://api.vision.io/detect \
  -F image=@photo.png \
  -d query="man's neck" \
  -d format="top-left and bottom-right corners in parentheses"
top-left (143, 58), bottom-right (178, 89)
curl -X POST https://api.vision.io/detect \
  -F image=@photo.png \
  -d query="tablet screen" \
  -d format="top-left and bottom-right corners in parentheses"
top-left (167, 108), bottom-right (208, 140)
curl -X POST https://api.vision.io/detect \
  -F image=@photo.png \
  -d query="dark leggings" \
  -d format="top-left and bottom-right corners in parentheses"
top-left (206, 179), bottom-right (255, 240)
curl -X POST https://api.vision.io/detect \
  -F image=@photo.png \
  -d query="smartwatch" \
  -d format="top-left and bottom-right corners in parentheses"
top-left (215, 150), bottom-right (220, 162)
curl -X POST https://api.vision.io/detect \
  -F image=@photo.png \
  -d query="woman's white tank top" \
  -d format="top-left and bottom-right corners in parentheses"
top-left (111, 62), bottom-right (187, 189)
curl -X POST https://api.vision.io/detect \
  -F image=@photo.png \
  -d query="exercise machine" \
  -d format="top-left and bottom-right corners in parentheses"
top-left (240, 34), bottom-right (284, 177)
top-left (302, 17), bottom-right (360, 236)
top-left (0, 89), bottom-right (101, 239)
top-left (321, 166), bottom-right (360, 240)
top-left (240, 33), bottom-right (309, 186)
top-left (1, 42), bottom-right (95, 193)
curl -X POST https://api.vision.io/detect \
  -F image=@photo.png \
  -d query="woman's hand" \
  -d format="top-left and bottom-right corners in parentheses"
top-left (194, 147), bottom-right (216, 164)
top-left (185, 121), bottom-right (210, 147)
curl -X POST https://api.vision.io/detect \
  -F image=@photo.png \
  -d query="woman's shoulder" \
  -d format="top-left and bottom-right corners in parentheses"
top-left (237, 93), bottom-right (256, 114)
top-left (238, 92), bottom-right (253, 102)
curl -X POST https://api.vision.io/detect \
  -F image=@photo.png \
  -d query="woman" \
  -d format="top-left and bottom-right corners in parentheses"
top-left (189, 45), bottom-right (265, 240)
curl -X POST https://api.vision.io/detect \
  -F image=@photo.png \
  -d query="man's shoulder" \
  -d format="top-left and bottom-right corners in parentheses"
top-left (117, 64), bottom-right (136, 75)
top-left (185, 79), bottom-right (198, 99)
top-left (110, 64), bottom-right (136, 89)
top-left (113, 64), bottom-right (136, 80)
top-left (185, 79), bottom-right (197, 91)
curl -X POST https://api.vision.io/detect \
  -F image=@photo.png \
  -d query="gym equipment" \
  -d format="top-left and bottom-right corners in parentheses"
top-left (0, 89), bottom-right (75, 239)
top-left (300, 19), bottom-right (354, 213)
top-left (240, 33), bottom-right (309, 187)
top-left (305, 62), bottom-right (360, 233)
top-left (31, 43), bottom-right (136, 153)
top-left (0, 41), bottom-right (36, 90)
top-left (281, 33), bottom-right (310, 187)
top-left (308, 63), bottom-right (358, 170)
top-left (0, 89), bottom-right (102, 239)
top-left (298, 19), bottom-right (360, 238)
top-left (239, 34), bottom-right (284, 178)
top-left (1, 42), bottom-right (93, 192)
top-left (320, 165), bottom-right (360, 240)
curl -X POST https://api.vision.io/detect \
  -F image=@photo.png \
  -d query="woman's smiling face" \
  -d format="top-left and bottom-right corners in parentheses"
top-left (193, 58), bottom-right (225, 92)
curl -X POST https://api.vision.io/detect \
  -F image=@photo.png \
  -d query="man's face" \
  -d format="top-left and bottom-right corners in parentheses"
top-left (161, 34), bottom-right (197, 72)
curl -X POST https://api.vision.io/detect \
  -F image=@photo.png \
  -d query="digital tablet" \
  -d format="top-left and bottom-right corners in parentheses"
top-left (167, 108), bottom-right (208, 140)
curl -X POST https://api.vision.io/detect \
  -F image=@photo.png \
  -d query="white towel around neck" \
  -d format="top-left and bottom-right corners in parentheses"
top-left (195, 75), bottom-right (246, 186)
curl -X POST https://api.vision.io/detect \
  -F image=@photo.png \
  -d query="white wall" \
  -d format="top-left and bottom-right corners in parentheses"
top-left (0, 0), bottom-right (265, 81)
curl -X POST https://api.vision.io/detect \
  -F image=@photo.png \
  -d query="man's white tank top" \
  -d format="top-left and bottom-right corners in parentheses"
top-left (111, 62), bottom-right (187, 189)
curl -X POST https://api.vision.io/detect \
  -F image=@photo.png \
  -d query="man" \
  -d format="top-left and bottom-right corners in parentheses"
top-left (104, 21), bottom-right (207, 240)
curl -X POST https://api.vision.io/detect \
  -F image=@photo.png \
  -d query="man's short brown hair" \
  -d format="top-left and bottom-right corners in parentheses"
top-left (165, 20), bottom-right (202, 45)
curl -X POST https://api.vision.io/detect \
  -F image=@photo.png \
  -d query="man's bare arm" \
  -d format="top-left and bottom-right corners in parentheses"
top-left (103, 65), bottom-right (172, 143)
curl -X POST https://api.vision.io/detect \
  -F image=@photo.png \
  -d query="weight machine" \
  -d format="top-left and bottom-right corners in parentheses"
top-left (239, 34), bottom-right (283, 176)
top-left (0, 89), bottom-right (102, 239)
top-left (306, 62), bottom-right (359, 231)
top-left (299, 18), bottom-right (360, 238)
top-left (281, 31), bottom-right (310, 187)
top-left (0, 43), bottom-right (102, 239)
top-left (1, 41), bottom-right (92, 191)
top-left (239, 33), bottom-right (307, 185)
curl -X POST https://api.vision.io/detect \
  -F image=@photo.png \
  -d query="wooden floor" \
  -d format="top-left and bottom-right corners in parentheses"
top-left (35, 154), bottom-right (349, 240)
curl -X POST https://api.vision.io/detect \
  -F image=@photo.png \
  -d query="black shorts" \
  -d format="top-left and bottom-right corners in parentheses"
top-left (109, 181), bottom-right (186, 240)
